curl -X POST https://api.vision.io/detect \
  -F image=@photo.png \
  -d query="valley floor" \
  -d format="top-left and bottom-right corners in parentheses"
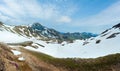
top-left (20, 47), bottom-right (120, 71)
top-left (1, 42), bottom-right (120, 71)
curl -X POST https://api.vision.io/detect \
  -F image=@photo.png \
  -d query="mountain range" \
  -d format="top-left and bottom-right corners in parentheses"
top-left (0, 21), bottom-right (120, 71)
top-left (0, 21), bottom-right (120, 58)
top-left (0, 22), bottom-right (97, 43)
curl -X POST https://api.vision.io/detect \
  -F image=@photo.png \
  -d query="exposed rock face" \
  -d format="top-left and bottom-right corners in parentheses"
top-left (31, 23), bottom-right (45, 31)
top-left (112, 23), bottom-right (120, 28)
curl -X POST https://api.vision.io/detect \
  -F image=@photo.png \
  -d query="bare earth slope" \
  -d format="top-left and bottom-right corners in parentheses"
top-left (0, 43), bottom-right (32, 71)
top-left (1, 42), bottom-right (120, 71)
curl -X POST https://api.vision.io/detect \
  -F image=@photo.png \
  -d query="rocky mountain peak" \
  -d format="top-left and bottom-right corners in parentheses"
top-left (31, 23), bottom-right (45, 31)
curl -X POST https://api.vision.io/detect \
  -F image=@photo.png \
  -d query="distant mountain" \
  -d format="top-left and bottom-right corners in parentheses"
top-left (29, 23), bottom-right (63, 41)
top-left (0, 22), bottom-right (97, 43)
top-left (62, 32), bottom-right (97, 41)
top-left (29, 23), bottom-right (97, 42)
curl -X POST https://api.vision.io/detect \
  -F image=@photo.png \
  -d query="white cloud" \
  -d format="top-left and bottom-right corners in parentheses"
top-left (3, 0), bottom-right (25, 16)
top-left (74, 1), bottom-right (120, 26)
top-left (0, 0), bottom-right (49, 19)
top-left (0, 12), bottom-right (24, 25)
top-left (0, 5), bottom-right (18, 19)
top-left (57, 16), bottom-right (72, 23)
top-left (0, 12), bottom-right (10, 21)
top-left (0, 0), bottom-right (75, 24)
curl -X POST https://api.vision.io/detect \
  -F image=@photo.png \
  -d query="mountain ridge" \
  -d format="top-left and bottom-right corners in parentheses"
top-left (0, 21), bottom-right (120, 58)
top-left (0, 21), bottom-right (97, 43)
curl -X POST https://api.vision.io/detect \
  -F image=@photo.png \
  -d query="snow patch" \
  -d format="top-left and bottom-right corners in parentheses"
top-left (11, 50), bottom-right (21, 55)
top-left (18, 57), bottom-right (25, 61)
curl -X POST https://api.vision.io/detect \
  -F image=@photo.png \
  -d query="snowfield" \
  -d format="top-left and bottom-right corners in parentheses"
top-left (22, 27), bottom-right (120, 58)
top-left (0, 31), bottom-right (30, 43)
top-left (0, 24), bottom-right (120, 58)
top-left (24, 35), bottom-right (120, 58)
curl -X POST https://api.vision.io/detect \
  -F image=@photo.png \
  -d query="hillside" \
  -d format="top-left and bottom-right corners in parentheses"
top-left (0, 43), bottom-right (32, 71)
top-left (0, 22), bottom-right (120, 71)
top-left (20, 23), bottom-right (120, 58)
top-left (1, 43), bottom-right (120, 71)
top-left (0, 22), bottom-right (120, 58)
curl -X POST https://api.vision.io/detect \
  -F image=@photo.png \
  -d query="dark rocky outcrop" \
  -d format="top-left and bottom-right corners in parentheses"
top-left (112, 23), bottom-right (120, 28)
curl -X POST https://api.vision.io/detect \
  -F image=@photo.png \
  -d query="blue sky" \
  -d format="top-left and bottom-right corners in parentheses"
top-left (0, 0), bottom-right (120, 33)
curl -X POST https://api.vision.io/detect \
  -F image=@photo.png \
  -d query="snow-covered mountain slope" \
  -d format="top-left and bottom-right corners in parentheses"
top-left (0, 22), bottom-right (97, 43)
top-left (0, 22), bottom-right (30, 43)
top-left (23, 23), bottom-right (120, 58)
top-left (0, 30), bottom-right (29, 43)
top-left (0, 21), bottom-right (120, 58)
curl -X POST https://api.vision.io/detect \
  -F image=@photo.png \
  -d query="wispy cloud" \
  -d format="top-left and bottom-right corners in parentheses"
top-left (57, 16), bottom-right (72, 23)
top-left (74, 1), bottom-right (120, 27)
top-left (0, 0), bottom-right (119, 33)
top-left (0, 0), bottom-right (75, 24)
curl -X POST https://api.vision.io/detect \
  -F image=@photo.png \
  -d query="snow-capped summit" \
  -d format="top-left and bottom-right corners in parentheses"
top-left (0, 21), bottom-right (96, 43)
top-left (31, 22), bottom-right (45, 31)
top-left (29, 22), bottom-right (63, 40)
